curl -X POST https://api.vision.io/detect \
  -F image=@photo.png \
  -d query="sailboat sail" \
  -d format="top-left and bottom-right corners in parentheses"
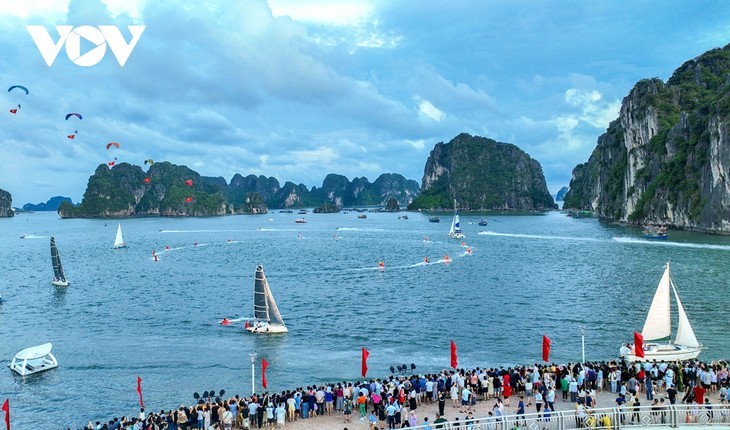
top-left (253, 266), bottom-right (269, 321)
top-left (50, 237), bottom-right (66, 281)
top-left (672, 279), bottom-right (700, 347)
top-left (641, 263), bottom-right (671, 342)
top-left (265, 280), bottom-right (285, 326)
top-left (113, 224), bottom-right (125, 248)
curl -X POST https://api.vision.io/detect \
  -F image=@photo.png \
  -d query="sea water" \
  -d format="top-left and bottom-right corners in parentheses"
top-left (1, 211), bottom-right (729, 427)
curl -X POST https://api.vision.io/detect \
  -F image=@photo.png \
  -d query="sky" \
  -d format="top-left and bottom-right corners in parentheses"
top-left (1, 0), bottom-right (730, 205)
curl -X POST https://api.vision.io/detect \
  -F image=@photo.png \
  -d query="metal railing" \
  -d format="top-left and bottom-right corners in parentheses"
top-left (402, 404), bottom-right (730, 430)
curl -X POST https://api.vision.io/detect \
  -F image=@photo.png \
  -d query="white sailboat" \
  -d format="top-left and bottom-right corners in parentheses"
top-left (245, 265), bottom-right (288, 334)
top-left (447, 199), bottom-right (465, 239)
top-left (50, 237), bottom-right (69, 287)
top-left (112, 223), bottom-right (127, 249)
top-left (627, 262), bottom-right (702, 362)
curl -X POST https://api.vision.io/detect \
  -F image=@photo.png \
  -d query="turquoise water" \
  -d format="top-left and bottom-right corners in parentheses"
top-left (1, 211), bottom-right (729, 428)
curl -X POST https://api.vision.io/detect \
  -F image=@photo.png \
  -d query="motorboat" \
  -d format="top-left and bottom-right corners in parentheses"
top-left (294, 218), bottom-right (307, 224)
top-left (8, 343), bottom-right (58, 376)
top-left (478, 219), bottom-right (488, 226)
top-left (428, 216), bottom-right (440, 223)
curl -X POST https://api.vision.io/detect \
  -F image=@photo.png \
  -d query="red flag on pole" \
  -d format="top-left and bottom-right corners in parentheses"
top-left (2, 398), bottom-right (9, 430)
top-left (361, 348), bottom-right (369, 378)
top-left (634, 331), bottom-right (644, 358)
top-left (136, 376), bottom-right (145, 409)
top-left (262, 358), bottom-right (269, 389)
top-left (450, 340), bottom-right (458, 369)
top-left (542, 335), bottom-right (551, 362)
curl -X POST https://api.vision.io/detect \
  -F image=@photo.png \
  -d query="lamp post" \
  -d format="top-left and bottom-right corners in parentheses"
top-left (249, 352), bottom-right (257, 395)
top-left (580, 326), bottom-right (586, 364)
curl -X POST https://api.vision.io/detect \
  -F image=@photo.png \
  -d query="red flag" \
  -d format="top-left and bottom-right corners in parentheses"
top-left (361, 347), bottom-right (369, 378)
top-left (143, 177), bottom-right (151, 184)
top-left (2, 398), bottom-right (9, 430)
top-left (9, 109), bottom-right (17, 114)
top-left (184, 196), bottom-right (193, 203)
top-left (262, 358), bottom-right (269, 389)
top-left (67, 134), bottom-right (75, 139)
top-left (450, 340), bottom-right (458, 369)
top-left (634, 331), bottom-right (644, 358)
top-left (542, 335), bottom-right (551, 362)
top-left (185, 179), bottom-right (193, 186)
top-left (136, 376), bottom-right (144, 409)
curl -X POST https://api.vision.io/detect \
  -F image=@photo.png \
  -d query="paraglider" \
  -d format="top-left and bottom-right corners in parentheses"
top-left (67, 134), bottom-right (76, 140)
top-left (8, 85), bottom-right (29, 95)
top-left (108, 157), bottom-right (117, 167)
top-left (65, 113), bottom-right (82, 120)
top-left (144, 159), bottom-right (154, 166)
top-left (106, 142), bottom-right (120, 150)
top-left (184, 179), bottom-right (193, 186)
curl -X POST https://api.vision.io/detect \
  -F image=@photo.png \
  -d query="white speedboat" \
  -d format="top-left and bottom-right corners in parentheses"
top-left (245, 265), bottom-right (288, 334)
top-left (112, 223), bottom-right (127, 249)
top-left (625, 262), bottom-right (702, 362)
top-left (50, 237), bottom-right (69, 287)
top-left (8, 343), bottom-right (58, 376)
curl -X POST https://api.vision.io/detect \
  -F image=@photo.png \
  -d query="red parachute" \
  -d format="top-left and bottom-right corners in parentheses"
top-left (65, 112), bottom-right (82, 120)
top-left (67, 135), bottom-right (75, 140)
top-left (106, 142), bottom-right (120, 150)
top-left (9, 108), bottom-right (17, 114)
top-left (185, 179), bottom-right (193, 186)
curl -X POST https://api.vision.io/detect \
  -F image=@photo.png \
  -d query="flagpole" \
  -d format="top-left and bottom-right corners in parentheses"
top-left (580, 326), bottom-right (586, 363)
top-left (249, 352), bottom-right (257, 396)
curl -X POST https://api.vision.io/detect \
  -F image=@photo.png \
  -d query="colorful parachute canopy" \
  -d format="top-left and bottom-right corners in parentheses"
top-left (8, 85), bottom-right (28, 95)
top-left (144, 159), bottom-right (154, 166)
top-left (67, 134), bottom-right (75, 139)
top-left (9, 109), bottom-right (17, 114)
top-left (185, 179), bottom-right (193, 186)
top-left (143, 177), bottom-right (151, 184)
top-left (65, 112), bottom-right (82, 120)
top-left (106, 142), bottom-right (120, 150)
top-left (184, 196), bottom-right (193, 203)
top-left (108, 161), bottom-right (116, 167)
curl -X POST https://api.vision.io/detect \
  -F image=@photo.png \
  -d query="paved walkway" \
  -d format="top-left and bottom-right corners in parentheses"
top-left (254, 388), bottom-right (726, 430)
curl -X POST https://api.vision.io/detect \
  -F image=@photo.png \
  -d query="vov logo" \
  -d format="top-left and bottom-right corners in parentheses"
top-left (26, 25), bottom-right (146, 67)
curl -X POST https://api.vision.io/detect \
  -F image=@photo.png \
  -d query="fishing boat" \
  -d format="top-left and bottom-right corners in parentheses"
top-left (447, 200), bottom-right (465, 239)
top-left (245, 265), bottom-right (288, 334)
top-left (478, 219), bottom-right (488, 226)
top-left (625, 262), bottom-right (702, 362)
top-left (112, 223), bottom-right (127, 249)
top-left (298, 209), bottom-right (308, 215)
top-left (50, 237), bottom-right (69, 287)
top-left (294, 218), bottom-right (307, 224)
top-left (428, 216), bottom-right (440, 223)
top-left (644, 224), bottom-right (668, 240)
top-left (8, 343), bottom-right (58, 376)
top-left (358, 214), bottom-right (367, 219)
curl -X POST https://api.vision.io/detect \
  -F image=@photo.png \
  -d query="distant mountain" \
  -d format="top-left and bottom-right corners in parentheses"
top-left (564, 44), bottom-right (730, 232)
top-left (23, 196), bottom-right (73, 211)
top-left (0, 188), bottom-right (13, 218)
top-left (59, 161), bottom-right (420, 218)
top-left (408, 133), bottom-right (554, 211)
top-left (555, 186), bottom-right (569, 202)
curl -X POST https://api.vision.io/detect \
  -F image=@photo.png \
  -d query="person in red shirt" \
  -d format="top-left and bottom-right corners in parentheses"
top-left (693, 385), bottom-right (706, 404)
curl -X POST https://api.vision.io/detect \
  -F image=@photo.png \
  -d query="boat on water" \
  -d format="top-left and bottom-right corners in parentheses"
top-left (8, 343), bottom-right (58, 376)
top-left (428, 216), bottom-right (440, 223)
top-left (398, 215), bottom-right (409, 220)
top-left (447, 200), bottom-right (465, 239)
top-left (50, 237), bottom-right (69, 287)
top-left (623, 262), bottom-right (702, 362)
top-left (644, 224), bottom-right (668, 240)
top-left (294, 218), bottom-right (307, 224)
top-left (245, 265), bottom-right (288, 334)
top-left (112, 223), bottom-right (127, 249)
top-left (358, 214), bottom-right (367, 219)
top-left (298, 209), bottom-right (308, 215)
top-left (478, 219), bottom-right (488, 226)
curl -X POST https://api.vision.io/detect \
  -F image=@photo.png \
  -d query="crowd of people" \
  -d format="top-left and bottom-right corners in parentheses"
top-left (73, 358), bottom-right (729, 430)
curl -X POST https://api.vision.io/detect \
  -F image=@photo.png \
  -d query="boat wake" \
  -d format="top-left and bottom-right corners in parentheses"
top-left (20, 234), bottom-right (47, 239)
top-left (612, 236), bottom-right (730, 251)
top-left (335, 227), bottom-right (385, 232)
top-left (257, 228), bottom-right (299, 232)
top-left (159, 229), bottom-right (247, 233)
top-left (477, 231), bottom-right (602, 242)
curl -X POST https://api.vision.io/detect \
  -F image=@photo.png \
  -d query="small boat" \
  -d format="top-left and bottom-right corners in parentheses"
top-left (478, 219), bottom-right (488, 226)
top-left (294, 218), bottom-right (307, 224)
top-left (398, 215), bottom-right (409, 220)
top-left (447, 200), bottom-right (465, 239)
top-left (8, 343), bottom-right (58, 376)
top-left (644, 224), bottom-right (668, 240)
top-left (112, 223), bottom-right (127, 249)
top-left (50, 237), bottom-right (69, 287)
top-left (298, 209), bottom-right (308, 214)
top-left (623, 262), bottom-right (702, 362)
top-left (358, 214), bottom-right (367, 219)
top-left (428, 216), bottom-right (440, 223)
top-left (245, 265), bottom-right (288, 334)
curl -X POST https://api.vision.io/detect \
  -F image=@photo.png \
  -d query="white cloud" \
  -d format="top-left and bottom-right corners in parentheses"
top-left (416, 98), bottom-right (445, 122)
top-left (268, 0), bottom-right (373, 26)
top-left (405, 139), bottom-right (426, 150)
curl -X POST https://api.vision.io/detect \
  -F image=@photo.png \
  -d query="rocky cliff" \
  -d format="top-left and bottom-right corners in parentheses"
top-left (556, 186), bottom-right (569, 202)
top-left (0, 188), bottom-right (13, 217)
top-left (564, 44), bottom-right (730, 233)
top-left (408, 133), bottom-right (554, 211)
top-left (60, 161), bottom-right (420, 218)
top-left (23, 196), bottom-right (73, 211)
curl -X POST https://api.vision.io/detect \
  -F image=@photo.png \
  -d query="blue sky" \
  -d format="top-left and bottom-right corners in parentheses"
top-left (1, 0), bottom-right (729, 204)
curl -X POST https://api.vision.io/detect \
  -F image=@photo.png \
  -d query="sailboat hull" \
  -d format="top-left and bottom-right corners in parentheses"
top-left (51, 280), bottom-right (69, 287)
top-left (628, 343), bottom-right (701, 362)
top-left (246, 323), bottom-right (288, 334)
top-left (447, 232), bottom-right (465, 239)
top-left (111, 244), bottom-right (127, 249)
